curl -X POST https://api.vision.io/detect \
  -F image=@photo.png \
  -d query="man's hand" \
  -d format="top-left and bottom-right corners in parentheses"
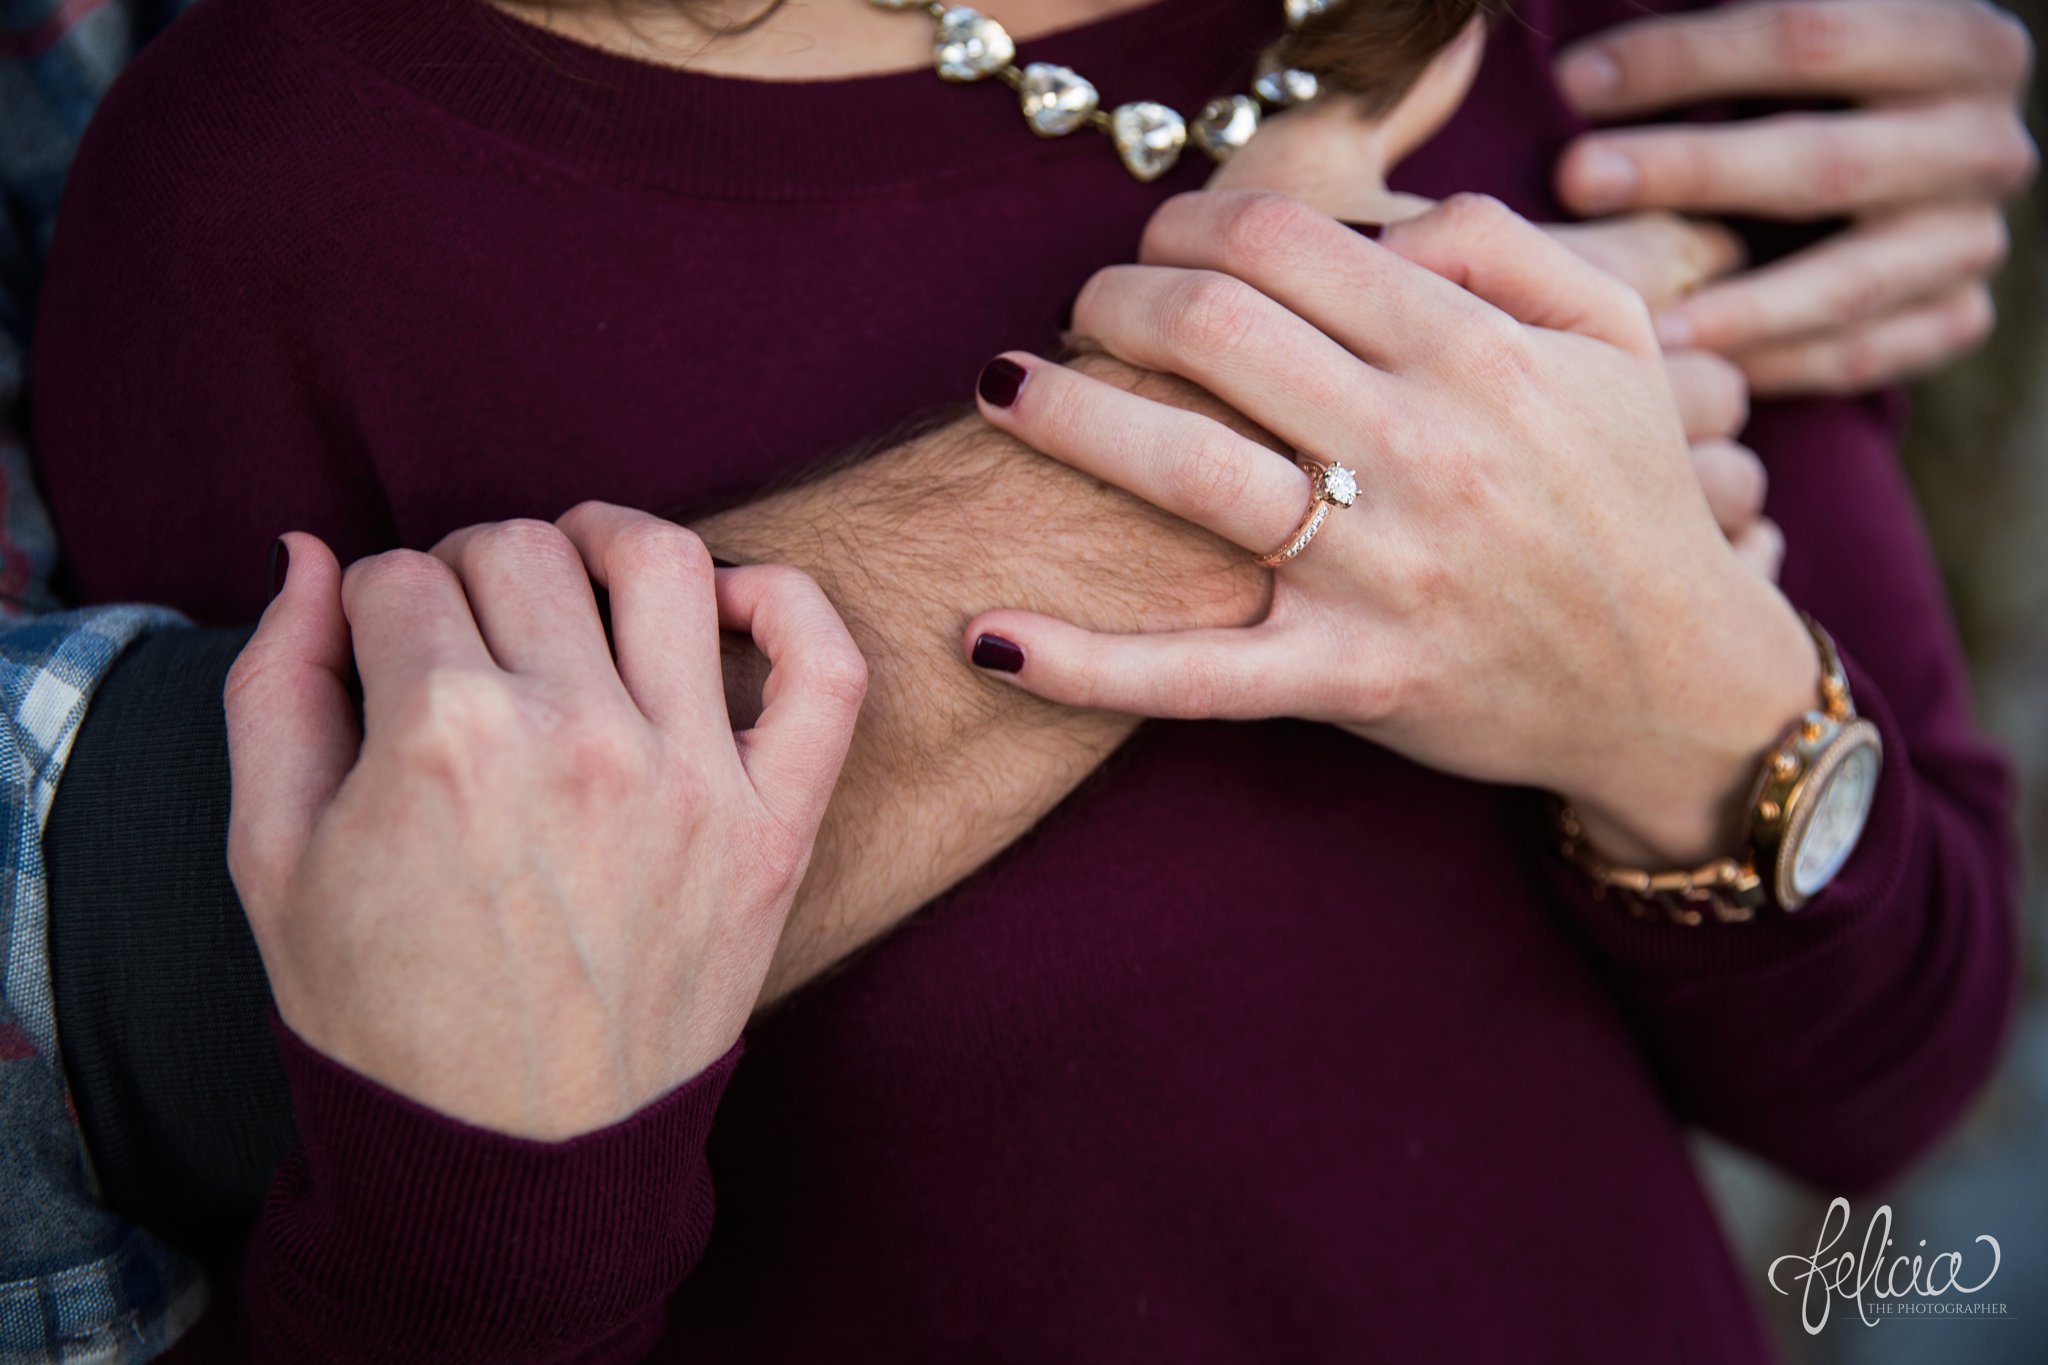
top-left (1555, 0), bottom-right (2036, 394)
top-left (223, 511), bottom-right (863, 1139)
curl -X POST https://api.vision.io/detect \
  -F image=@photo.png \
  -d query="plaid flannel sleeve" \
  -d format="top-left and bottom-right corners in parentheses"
top-left (2, 2), bottom-right (210, 1361)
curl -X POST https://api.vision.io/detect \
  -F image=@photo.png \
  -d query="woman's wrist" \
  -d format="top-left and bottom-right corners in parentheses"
top-left (1558, 581), bottom-right (1821, 867)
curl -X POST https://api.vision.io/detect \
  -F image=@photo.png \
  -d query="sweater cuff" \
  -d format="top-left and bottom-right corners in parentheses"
top-left (248, 1016), bottom-right (739, 1363)
top-left (1540, 641), bottom-right (1921, 976)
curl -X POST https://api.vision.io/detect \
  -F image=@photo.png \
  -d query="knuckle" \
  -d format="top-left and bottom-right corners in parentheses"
top-left (1166, 433), bottom-right (1254, 519)
top-left (1215, 190), bottom-right (1315, 266)
top-left (391, 669), bottom-right (518, 778)
top-left (1686, 352), bottom-right (1751, 435)
top-left (1725, 443), bottom-right (1770, 520)
top-left (613, 518), bottom-right (711, 580)
top-left (473, 516), bottom-right (576, 569)
top-left (557, 712), bottom-right (651, 800)
top-left (1954, 286), bottom-right (1997, 346)
top-left (343, 548), bottom-right (456, 613)
top-left (1163, 271), bottom-right (1263, 357)
top-left (1821, 254), bottom-right (1891, 322)
top-left (1992, 125), bottom-right (2039, 193)
top-left (221, 643), bottom-right (274, 721)
top-left (1437, 192), bottom-right (1516, 241)
top-left (1454, 312), bottom-right (1536, 391)
top-left (1167, 652), bottom-right (1238, 719)
top-left (1809, 134), bottom-right (1874, 209)
top-left (805, 639), bottom-right (872, 714)
top-left (1837, 331), bottom-right (1891, 391)
top-left (1981, 5), bottom-right (2035, 83)
top-left (1966, 211), bottom-right (2014, 275)
top-left (1776, 1), bottom-right (1856, 77)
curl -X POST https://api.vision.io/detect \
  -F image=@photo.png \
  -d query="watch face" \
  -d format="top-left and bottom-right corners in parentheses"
top-left (1791, 740), bottom-right (1882, 899)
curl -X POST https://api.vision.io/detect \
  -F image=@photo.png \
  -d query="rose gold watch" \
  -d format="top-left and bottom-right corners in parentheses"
top-left (1557, 615), bottom-right (1883, 925)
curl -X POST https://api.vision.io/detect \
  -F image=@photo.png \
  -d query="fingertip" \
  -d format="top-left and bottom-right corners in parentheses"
top-left (1654, 308), bottom-right (1697, 351)
top-left (969, 631), bottom-right (1026, 675)
top-left (1556, 140), bottom-right (1641, 215)
top-left (975, 353), bottom-right (1030, 412)
top-left (1555, 45), bottom-right (1621, 112)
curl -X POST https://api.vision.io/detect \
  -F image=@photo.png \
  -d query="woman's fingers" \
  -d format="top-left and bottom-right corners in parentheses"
top-left (1665, 350), bottom-right (1750, 441)
top-left (555, 502), bottom-right (728, 739)
top-left (974, 352), bottom-right (1314, 554)
top-left (1734, 282), bottom-right (1996, 395)
top-left (1377, 194), bottom-right (1656, 352)
top-left (1069, 256), bottom-right (1395, 463)
top-left (1689, 439), bottom-right (1770, 538)
top-left (224, 533), bottom-right (360, 910)
top-left (429, 517), bottom-right (620, 692)
top-left (963, 612), bottom-right (1313, 720)
top-left (1133, 189), bottom-right (1503, 368)
top-left (1657, 204), bottom-right (2010, 355)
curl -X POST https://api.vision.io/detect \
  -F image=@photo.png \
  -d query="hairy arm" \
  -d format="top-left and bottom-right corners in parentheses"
top-left (697, 354), bottom-right (1272, 1002)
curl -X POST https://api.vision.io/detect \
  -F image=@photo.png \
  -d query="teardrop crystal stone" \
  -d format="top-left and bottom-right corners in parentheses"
top-left (1191, 94), bottom-right (1260, 161)
top-left (1253, 66), bottom-right (1320, 108)
top-left (1284, 0), bottom-right (1339, 27)
top-left (1109, 102), bottom-right (1187, 182)
top-left (1018, 63), bottom-right (1098, 138)
top-left (934, 8), bottom-right (1015, 83)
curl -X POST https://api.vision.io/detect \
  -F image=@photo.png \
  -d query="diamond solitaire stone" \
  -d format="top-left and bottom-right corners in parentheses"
top-left (1253, 66), bottom-right (1320, 108)
top-left (1191, 95), bottom-right (1260, 161)
top-left (1110, 101), bottom-right (1187, 182)
top-left (1018, 63), bottom-right (1098, 137)
top-left (1284, 0), bottom-right (1339, 27)
top-left (1319, 462), bottom-right (1360, 507)
top-left (934, 8), bottom-right (1014, 82)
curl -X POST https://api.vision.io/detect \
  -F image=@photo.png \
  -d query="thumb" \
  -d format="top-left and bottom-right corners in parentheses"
top-left (223, 532), bottom-right (359, 909)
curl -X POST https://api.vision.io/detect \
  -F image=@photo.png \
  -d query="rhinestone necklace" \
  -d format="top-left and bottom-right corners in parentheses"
top-left (867, 0), bottom-right (1343, 181)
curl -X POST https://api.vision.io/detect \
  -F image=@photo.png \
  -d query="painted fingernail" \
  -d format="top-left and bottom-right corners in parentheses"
top-left (977, 357), bottom-right (1027, 409)
top-left (266, 538), bottom-right (290, 603)
top-left (971, 633), bottom-right (1025, 673)
top-left (1557, 48), bottom-right (1621, 106)
top-left (1341, 221), bottom-right (1385, 240)
top-left (1570, 145), bottom-right (1638, 210)
top-left (1655, 311), bottom-right (1696, 350)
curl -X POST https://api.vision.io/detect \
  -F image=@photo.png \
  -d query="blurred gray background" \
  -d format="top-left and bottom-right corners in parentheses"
top-left (1700, 10), bottom-right (2048, 1359)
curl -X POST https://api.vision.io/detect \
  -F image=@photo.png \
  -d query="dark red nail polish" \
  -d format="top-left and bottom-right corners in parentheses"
top-left (1342, 221), bottom-right (1385, 240)
top-left (971, 633), bottom-right (1024, 673)
top-left (266, 538), bottom-right (289, 603)
top-left (977, 357), bottom-right (1026, 409)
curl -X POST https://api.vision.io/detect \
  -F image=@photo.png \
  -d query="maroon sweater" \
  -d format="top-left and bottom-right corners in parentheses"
top-left (31, 0), bottom-right (2020, 1359)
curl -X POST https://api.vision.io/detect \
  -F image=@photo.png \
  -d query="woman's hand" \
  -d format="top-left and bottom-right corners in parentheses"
top-left (1555, 0), bottom-right (2036, 394)
top-left (223, 505), bottom-right (865, 1140)
top-left (1200, 27), bottom-right (1777, 572)
top-left (970, 191), bottom-right (1819, 866)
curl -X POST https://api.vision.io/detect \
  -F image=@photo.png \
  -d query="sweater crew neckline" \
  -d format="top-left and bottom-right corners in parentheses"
top-left (287, 0), bottom-right (1278, 198)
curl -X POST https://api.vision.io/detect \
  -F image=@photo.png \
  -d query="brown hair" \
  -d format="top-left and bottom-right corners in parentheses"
top-left (1283, 0), bottom-right (1491, 111)
top-left (560, 0), bottom-right (1493, 111)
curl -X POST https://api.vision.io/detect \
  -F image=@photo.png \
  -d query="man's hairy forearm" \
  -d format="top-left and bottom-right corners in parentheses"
top-left (696, 357), bottom-right (1272, 1004)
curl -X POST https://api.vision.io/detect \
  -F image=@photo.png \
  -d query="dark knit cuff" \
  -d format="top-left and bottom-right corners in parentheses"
top-left (247, 1017), bottom-right (739, 1363)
